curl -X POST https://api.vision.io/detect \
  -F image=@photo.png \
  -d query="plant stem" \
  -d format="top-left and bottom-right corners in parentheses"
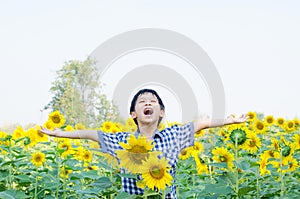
top-left (256, 167), bottom-right (260, 198)
top-left (56, 143), bottom-right (60, 199)
top-left (235, 136), bottom-right (239, 199)
top-left (34, 175), bottom-right (38, 199)
top-left (279, 149), bottom-right (285, 197)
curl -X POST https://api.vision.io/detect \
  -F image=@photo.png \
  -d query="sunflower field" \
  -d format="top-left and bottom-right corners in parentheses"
top-left (0, 111), bottom-right (299, 198)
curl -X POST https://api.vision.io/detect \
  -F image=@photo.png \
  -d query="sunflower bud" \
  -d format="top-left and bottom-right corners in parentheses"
top-left (230, 129), bottom-right (247, 145)
top-left (281, 145), bottom-right (291, 157)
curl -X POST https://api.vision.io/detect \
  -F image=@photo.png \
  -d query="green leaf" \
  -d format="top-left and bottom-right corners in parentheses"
top-left (208, 162), bottom-right (228, 168)
top-left (204, 183), bottom-right (232, 195)
top-left (115, 191), bottom-right (136, 199)
top-left (235, 160), bottom-right (250, 170)
top-left (0, 190), bottom-right (30, 199)
top-left (238, 186), bottom-right (256, 196)
top-left (90, 177), bottom-right (112, 189)
top-left (81, 170), bottom-right (99, 180)
top-left (14, 174), bottom-right (32, 183)
top-left (0, 191), bottom-right (16, 199)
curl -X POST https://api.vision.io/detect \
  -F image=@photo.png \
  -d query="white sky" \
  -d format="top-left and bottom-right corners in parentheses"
top-left (1, 0), bottom-right (300, 126)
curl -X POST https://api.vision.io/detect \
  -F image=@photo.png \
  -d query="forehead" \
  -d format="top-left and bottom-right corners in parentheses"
top-left (137, 92), bottom-right (157, 100)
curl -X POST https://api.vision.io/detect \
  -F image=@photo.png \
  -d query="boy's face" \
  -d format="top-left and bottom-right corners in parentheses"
top-left (130, 92), bottom-right (164, 126)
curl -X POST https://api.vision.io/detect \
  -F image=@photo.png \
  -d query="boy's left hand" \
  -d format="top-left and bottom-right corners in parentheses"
top-left (225, 114), bottom-right (248, 125)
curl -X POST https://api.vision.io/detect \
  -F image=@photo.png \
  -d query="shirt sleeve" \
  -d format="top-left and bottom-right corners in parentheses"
top-left (174, 122), bottom-right (195, 151)
top-left (97, 131), bottom-right (126, 157)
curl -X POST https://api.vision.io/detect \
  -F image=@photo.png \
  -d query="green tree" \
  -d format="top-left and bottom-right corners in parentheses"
top-left (44, 58), bottom-right (120, 127)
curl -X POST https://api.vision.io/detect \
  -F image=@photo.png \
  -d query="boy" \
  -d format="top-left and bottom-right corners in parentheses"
top-left (40, 88), bottom-right (248, 198)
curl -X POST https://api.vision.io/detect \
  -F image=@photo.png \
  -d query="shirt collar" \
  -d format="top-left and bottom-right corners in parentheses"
top-left (134, 128), bottom-right (162, 139)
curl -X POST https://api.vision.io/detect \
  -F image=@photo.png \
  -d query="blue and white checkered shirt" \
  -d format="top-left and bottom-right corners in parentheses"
top-left (98, 122), bottom-right (194, 199)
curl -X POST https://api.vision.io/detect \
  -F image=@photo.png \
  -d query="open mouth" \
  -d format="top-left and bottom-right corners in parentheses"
top-left (143, 108), bottom-right (153, 116)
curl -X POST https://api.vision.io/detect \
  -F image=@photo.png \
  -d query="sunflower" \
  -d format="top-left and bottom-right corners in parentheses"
top-left (179, 148), bottom-right (191, 160)
top-left (75, 123), bottom-right (85, 130)
top-left (190, 142), bottom-right (204, 156)
top-left (98, 152), bottom-right (118, 167)
top-left (158, 122), bottom-right (165, 132)
top-left (264, 115), bottom-right (275, 126)
top-left (212, 147), bottom-right (234, 169)
top-left (270, 138), bottom-right (280, 151)
top-left (0, 131), bottom-right (9, 146)
top-left (101, 121), bottom-right (113, 132)
top-left (31, 151), bottom-right (46, 167)
top-left (58, 139), bottom-right (74, 157)
top-left (84, 165), bottom-right (99, 171)
top-left (43, 120), bottom-right (54, 130)
top-left (60, 167), bottom-right (72, 178)
top-left (247, 111), bottom-right (257, 122)
top-left (116, 134), bottom-right (161, 173)
top-left (253, 120), bottom-right (266, 134)
top-left (227, 124), bottom-right (247, 145)
top-left (166, 121), bottom-right (181, 127)
top-left (12, 126), bottom-right (25, 141)
top-left (125, 118), bottom-right (137, 132)
top-left (48, 110), bottom-right (65, 128)
top-left (293, 117), bottom-right (299, 126)
top-left (195, 129), bottom-right (205, 138)
top-left (281, 156), bottom-right (299, 174)
top-left (217, 128), bottom-right (229, 142)
top-left (81, 149), bottom-right (93, 162)
top-left (285, 120), bottom-right (296, 132)
top-left (28, 127), bottom-right (48, 145)
top-left (262, 150), bottom-right (280, 159)
top-left (141, 156), bottom-right (173, 191)
top-left (292, 134), bottom-right (300, 150)
top-left (194, 155), bottom-right (209, 174)
top-left (276, 117), bottom-right (285, 128)
top-left (65, 125), bottom-right (75, 131)
top-left (258, 155), bottom-right (270, 176)
top-left (241, 131), bottom-right (261, 154)
top-left (111, 123), bottom-right (121, 134)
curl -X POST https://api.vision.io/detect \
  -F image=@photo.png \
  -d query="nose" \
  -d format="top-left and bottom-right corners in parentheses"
top-left (145, 101), bottom-right (152, 106)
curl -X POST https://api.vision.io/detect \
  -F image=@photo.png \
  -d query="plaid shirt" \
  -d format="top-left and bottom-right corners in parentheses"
top-left (97, 122), bottom-right (194, 199)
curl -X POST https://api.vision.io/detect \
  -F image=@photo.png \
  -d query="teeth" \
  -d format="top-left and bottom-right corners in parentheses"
top-left (144, 108), bottom-right (153, 115)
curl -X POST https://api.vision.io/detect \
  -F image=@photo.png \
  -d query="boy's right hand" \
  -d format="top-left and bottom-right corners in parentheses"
top-left (39, 126), bottom-right (62, 137)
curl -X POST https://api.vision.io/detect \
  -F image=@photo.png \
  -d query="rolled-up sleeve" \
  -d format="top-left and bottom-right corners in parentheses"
top-left (174, 122), bottom-right (195, 151)
top-left (97, 131), bottom-right (127, 157)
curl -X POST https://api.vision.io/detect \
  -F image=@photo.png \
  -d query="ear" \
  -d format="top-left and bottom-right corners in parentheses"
top-left (159, 109), bottom-right (165, 118)
top-left (130, 112), bottom-right (137, 119)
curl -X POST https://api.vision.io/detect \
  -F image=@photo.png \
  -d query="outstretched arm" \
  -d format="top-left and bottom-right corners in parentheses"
top-left (194, 114), bottom-right (248, 132)
top-left (39, 126), bottom-right (99, 142)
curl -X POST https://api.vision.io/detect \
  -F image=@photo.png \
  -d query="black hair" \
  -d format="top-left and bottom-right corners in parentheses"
top-left (129, 88), bottom-right (165, 125)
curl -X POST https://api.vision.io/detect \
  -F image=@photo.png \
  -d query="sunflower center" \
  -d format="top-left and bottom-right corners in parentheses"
top-left (220, 156), bottom-right (227, 162)
top-left (129, 145), bottom-right (148, 164)
top-left (256, 122), bottom-right (264, 130)
top-left (249, 140), bottom-right (256, 147)
top-left (37, 131), bottom-right (44, 138)
top-left (267, 118), bottom-right (273, 124)
top-left (52, 116), bottom-right (61, 124)
top-left (288, 122), bottom-right (294, 128)
top-left (230, 129), bottom-right (247, 145)
top-left (181, 149), bottom-right (187, 156)
top-left (249, 114), bottom-right (254, 119)
top-left (61, 144), bottom-right (70, 150)
top-left (282, 146), bottom-right (291, 157)
top-left (150, 166), bottom-right (165, 179)
top-left (278, 120), bottom-right (284, 125)
top-left (35, 155), bottom-right (41, 162)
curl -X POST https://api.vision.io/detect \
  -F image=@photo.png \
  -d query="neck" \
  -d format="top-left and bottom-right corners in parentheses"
top-left (138, 123), bottom-right (158, 141)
